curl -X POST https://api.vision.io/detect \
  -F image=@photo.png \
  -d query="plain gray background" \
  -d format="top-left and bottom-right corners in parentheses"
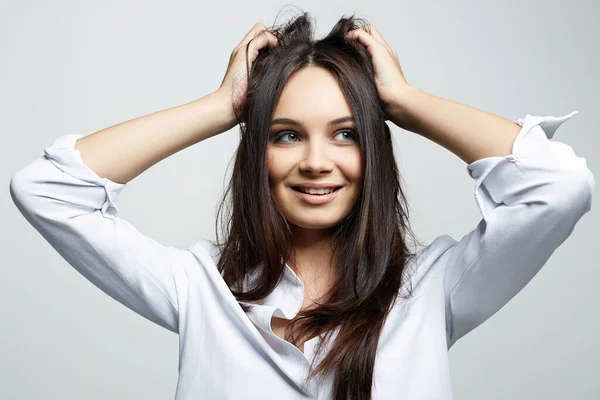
top-left (2, 1), bottom-right (598, 399)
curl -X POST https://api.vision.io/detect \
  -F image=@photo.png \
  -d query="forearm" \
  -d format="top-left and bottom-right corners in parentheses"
top-left (73, 89), bottom-right (236, 184)
top-left (389, 86), bottom-right (522, 164)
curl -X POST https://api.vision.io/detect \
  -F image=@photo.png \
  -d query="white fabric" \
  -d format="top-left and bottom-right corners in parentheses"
top-left (9, 111), bottom-right (594, 399)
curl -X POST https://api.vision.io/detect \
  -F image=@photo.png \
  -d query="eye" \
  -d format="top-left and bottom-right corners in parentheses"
top-left (271, 132), bottom-right (299, 143)
top-left (269, 129), bottom-right (358, 143)
top-left (334, 130), bottom-right (358, 142)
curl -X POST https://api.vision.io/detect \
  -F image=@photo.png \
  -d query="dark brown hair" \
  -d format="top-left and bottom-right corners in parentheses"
top-left (213, 8), bottom-right (424, 400)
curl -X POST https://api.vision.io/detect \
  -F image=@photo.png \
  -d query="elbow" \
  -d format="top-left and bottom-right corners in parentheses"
top-left (10, 166), bottom-right (33, 212)
top-left (552, 167), bottom-right (595, 217)
top-left (9, 158), bottom-right (50, 219)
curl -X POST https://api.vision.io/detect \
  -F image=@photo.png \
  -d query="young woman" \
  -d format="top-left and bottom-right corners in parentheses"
top-left (10, 11), bottom-right (594, 400)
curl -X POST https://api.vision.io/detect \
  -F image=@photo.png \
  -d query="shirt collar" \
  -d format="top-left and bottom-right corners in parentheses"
top-left (240, 262), bottom-right (306, 332)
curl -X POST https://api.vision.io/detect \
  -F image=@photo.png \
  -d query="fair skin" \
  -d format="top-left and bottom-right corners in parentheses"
top-left (268, 26), bottom-right (521, 350)
top-left (343, 25), bottom-right (522, 163)
top-left (73, 22), bottom-right (521, 352)
top-left (266, 66), bottom-right (364, 352)
top-left (267, 66), bottom-right (363, 308)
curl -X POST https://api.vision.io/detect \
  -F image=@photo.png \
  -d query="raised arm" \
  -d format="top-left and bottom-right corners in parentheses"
top-left (70, 21), bottom-right (280, 186)
top-left (388, 86), bottom-right (522, 164)
top-left (388, 87), bottom-right (594, 348)
top-left (9, 22), bottom-right (280, 332)
top-left (73, 90), bottom-right (236, 185)
top-left (9, 90), bottom-right (235, 333)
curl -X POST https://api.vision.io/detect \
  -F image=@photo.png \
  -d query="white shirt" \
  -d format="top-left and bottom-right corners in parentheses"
top-left (9, 111), bottom-right (594, 399)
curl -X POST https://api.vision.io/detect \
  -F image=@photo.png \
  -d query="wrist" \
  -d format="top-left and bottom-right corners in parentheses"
top-left (387, 85), bottom-right (424, 130)
top-left (210, 89), bottom-right (239, 132)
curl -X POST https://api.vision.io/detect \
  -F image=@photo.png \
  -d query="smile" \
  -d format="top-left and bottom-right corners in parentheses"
top-left (290, 186), bottom-right (343, 205)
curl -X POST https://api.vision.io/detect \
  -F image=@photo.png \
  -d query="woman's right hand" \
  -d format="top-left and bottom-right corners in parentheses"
top-left (216, 22), bottom-right (280, 127)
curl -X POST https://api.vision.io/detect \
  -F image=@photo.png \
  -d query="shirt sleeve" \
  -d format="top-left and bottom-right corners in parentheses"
top-left (9, 134), bottom-right (197, 334)
top-left (442, 111), bottom-right (595, 349)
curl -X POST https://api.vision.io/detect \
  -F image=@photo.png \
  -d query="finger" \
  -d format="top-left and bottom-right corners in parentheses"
top-left (345, 27), bottom-right (384, 56)
top-left (236, 22), bottom-right (269, 48)
top-left (362, 25), bottom-right (396, 56)
top-left (366, 25), bottom-right (388, 47)
top-left (249, 28), bottom-right (279, 51)
top-left (244, 29), bottom-right (279, 66)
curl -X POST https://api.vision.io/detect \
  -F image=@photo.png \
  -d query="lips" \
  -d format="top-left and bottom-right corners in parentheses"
top-left (290, 186), bottom-right (343, 205)
top-left (291, 186), bottom-right (342, 194)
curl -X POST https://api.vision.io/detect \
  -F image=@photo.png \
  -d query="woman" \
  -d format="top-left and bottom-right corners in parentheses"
top-left (9, 11), bottom-right (594, 400)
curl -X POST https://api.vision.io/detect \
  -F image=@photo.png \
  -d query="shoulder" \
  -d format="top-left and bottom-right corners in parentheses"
top-left (187, 238), bottom-right (222, 265)
top-left (402, 234), bottom-right (457, 289)
top-left (183, 238), bottom-right (227, 282)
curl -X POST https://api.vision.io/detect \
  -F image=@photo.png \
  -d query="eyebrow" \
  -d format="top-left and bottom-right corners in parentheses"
top-left (270, 116), bottom-right (355, 127)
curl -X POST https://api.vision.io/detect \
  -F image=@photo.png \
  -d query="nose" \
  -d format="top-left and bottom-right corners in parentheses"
top-left (298, 138), bottom-right (334, 175)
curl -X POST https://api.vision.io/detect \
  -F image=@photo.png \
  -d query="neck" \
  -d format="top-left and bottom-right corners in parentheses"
top-left (288, 225), bottom-right (337, 297)
top-left (290, 224), bottom-right (334, 249)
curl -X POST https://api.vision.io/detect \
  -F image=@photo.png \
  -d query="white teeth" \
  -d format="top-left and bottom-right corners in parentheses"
top-left (300, 187), bottom-right (335, 195)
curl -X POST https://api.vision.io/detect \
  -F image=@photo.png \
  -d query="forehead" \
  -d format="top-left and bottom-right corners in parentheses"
top-left (272, 66), bottom-right (354, 126)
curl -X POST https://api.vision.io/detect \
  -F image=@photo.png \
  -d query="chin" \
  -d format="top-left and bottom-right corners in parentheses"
top-left (290, 222), bottom-right (338, 230)
top-left (285, 213), bottom-right (346, 230)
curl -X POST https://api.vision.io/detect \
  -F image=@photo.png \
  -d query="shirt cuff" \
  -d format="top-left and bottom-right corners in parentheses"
top-left (465, 111), bottom-right (592, 221)
top-left (43, 134), bottom-right (127, 219)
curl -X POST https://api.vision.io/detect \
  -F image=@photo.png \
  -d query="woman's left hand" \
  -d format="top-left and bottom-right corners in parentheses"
top-left (345, 25), bottom-right (415, 123)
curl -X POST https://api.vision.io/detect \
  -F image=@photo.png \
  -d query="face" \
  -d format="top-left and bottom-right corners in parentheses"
top-left (267, 66), bottom-right (363, 231)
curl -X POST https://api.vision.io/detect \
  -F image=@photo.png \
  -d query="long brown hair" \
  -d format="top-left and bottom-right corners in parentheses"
top-left (213, 8), bottom-right (425, 400)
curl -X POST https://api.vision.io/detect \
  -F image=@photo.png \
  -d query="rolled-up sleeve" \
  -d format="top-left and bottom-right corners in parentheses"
top-left (443, 111), bottom-right (595, 349)
top-left (9, 134), bottom-right (196, 333)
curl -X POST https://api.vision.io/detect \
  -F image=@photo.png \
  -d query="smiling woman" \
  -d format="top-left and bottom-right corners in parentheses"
top-left (9, 6), bottom-right (593, 400)
top-left (267, 66), bottom-right (363, 230)
top-left (213, 11), bottom-right (422, 399)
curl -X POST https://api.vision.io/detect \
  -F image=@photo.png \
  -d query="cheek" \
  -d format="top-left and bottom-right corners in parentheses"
top-left (343, 149), bottom-right (363, 181)
top-left (267, 149), bottom-right (292, 187)
top-left (351, 159), bottom-right (363, 180)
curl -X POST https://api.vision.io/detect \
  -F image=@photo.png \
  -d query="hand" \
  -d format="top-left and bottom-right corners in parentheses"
top-left (217, 22), bottom-right (279, 125)
top-left (344, 25), bottom-right (416, 124)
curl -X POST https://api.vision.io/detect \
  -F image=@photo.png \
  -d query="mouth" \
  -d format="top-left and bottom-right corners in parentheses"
top-left (291, 186), bottom-right (343, 194)
top-left (290, 186), bottom-right (343, 205)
